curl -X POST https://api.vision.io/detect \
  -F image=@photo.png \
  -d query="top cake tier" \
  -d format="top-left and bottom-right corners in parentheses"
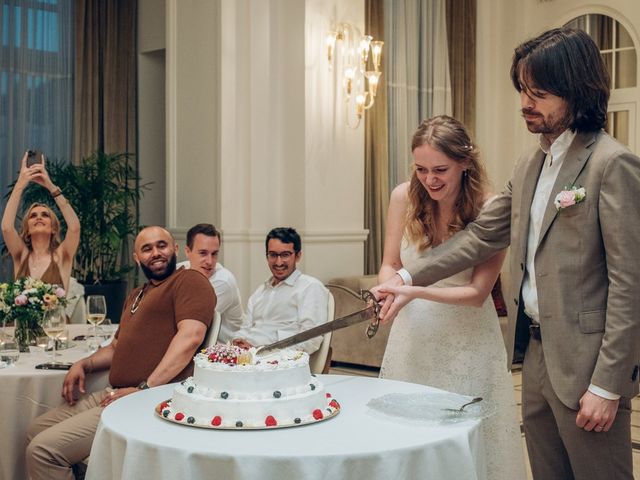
top-left (193, 347), bottom-right (312, 394)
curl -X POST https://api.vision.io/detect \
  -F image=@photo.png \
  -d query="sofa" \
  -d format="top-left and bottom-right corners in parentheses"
top-left (327, 275), bottom-right (390, 368)
top-left (327, 271), bottom-right (511, 369)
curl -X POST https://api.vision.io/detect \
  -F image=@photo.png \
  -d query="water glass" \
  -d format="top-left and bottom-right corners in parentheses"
top-left (97, 318), bottom-right (113, 341)
top-left (0, 337), bottom-right (20, 366)
top-left (30, 335), bottom-right (51, 355)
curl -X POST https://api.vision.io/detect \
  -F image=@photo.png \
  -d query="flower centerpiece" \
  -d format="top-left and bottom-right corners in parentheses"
top-left (0, 277), bottom-right (67, 352)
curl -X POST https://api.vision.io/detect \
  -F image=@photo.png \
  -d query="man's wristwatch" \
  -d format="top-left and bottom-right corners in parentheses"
top-left (137, 380), bottom-right (150, 390)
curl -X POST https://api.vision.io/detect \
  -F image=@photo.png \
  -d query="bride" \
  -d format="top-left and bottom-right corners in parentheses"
top-left (377, 116), bottom-right (525, 479)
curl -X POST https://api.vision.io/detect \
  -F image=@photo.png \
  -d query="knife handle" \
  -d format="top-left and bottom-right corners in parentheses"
top-left (361, 289), bottom-right (380, 338)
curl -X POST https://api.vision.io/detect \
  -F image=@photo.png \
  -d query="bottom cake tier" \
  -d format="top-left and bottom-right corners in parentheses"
top-left (159, 378), bottom-right (341, 429)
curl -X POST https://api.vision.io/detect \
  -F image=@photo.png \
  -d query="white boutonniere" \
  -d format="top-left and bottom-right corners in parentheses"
top-left (554, 186), bottom-right (586, 211)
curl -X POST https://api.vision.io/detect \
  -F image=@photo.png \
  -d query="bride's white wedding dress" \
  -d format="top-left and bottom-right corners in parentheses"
top-left (380, 242), bottom-right (526, 480)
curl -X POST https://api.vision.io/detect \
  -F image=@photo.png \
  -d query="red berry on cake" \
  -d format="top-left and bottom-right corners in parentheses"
top-left (312, 409), bottom-right (323, 420)
top-left (175, 412), bottom-right (185, 421)
top-left (211, 416), bottom-right (222, 426)
top-left (325, 393), bottom-right (331, 398)
top-left (329, 399), bottom-right (339, 409)
top-left (265, 415), bottom-right (277, 427)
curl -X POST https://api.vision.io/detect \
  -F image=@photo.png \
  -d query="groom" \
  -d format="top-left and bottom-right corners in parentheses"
top-left (374, 28), bottom-right (640, 479)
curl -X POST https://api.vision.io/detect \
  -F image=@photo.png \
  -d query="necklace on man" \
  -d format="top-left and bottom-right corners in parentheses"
top-left (130, 284), bottom-right (147, 314)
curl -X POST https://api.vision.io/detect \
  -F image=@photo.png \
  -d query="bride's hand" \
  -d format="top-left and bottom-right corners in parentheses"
top-left (377, 285), bottom-right (414, 324)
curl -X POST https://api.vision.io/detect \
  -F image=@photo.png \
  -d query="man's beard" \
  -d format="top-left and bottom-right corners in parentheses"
top-left (140, 253), bottom-right (177, 281)
top-left (522, 108), bottom-right (571, 136)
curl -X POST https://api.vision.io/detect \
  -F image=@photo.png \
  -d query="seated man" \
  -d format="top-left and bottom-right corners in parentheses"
top-left (233, 227), bottom-right (329, 354)
top-left (26, 226), bottom-right (216, 480)
top-left (177, 223), bottom-right (245, 343)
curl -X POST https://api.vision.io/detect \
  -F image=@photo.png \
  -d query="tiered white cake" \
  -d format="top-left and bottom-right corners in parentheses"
top-left (158, 344), bottom-right (340, 428)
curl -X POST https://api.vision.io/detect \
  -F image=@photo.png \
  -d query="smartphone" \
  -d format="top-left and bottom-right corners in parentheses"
top-left (35, 362), bottom-right (73, 370)
top-left (26, 150), bottom-right (44, 167)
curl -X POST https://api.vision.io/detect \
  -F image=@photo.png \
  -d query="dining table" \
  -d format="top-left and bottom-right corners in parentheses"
top-left (86, 374), bottom-right (488, 480)
top-left (0, 324), bottom-right (112, 480)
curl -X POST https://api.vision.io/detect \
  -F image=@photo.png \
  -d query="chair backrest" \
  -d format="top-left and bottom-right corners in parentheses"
top-left (204, 311), bottom-right (222, 347)
top-left (66, 277), bottom-right (86, 324)
top-left (309, 291), bottom-right (335, 374)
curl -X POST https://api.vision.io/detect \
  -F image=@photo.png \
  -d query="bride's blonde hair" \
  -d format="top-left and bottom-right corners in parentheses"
top-left (405, 115), bottom-right (488, 251)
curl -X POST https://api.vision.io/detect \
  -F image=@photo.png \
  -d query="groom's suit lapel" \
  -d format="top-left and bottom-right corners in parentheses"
top-left (516, 150), bottom-right (545, 264)
top-left (536, 132), bottom-right (597, 249)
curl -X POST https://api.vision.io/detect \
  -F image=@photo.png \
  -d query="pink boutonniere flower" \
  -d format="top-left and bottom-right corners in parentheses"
top-left (554, 186), bottom-right (586, 211)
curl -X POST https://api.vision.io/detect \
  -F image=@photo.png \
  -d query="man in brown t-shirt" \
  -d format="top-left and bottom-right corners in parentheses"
top-left (26, 226), bottom-right (216, 480)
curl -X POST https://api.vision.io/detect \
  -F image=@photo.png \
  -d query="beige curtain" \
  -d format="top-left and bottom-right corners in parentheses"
top-left (445, 0), bottom-right (476, 133)
top-left (73, 0), bottom-right (137, 162)
top-left (384, 0), bottom-right (452, 190)
top-left (364, 0), bottom-right (390, 275)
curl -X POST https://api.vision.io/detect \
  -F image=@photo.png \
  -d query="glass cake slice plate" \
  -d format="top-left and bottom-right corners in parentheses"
top-left (367, 391), bottom-right (496, 425)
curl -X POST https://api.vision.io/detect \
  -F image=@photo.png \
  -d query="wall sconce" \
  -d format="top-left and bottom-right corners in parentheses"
top-left (326, 23), bottom-right (383, 129)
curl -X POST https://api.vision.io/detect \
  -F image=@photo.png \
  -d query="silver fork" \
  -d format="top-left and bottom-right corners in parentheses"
top-left (444, 396), bottom-right (483, 412)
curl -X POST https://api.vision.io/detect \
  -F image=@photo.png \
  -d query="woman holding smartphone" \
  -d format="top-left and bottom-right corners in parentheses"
top-left (1, 151), bottom-right (80, 292)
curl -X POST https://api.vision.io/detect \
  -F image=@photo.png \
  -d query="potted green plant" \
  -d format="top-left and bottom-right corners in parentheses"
top-left (3, 151), bottom-right (148, 322)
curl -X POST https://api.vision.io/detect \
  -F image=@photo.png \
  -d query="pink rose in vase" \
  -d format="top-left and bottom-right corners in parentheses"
top-left (14, 294), bottom-right (28, 306)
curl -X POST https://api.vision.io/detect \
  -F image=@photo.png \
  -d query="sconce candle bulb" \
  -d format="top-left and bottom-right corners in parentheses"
top-left (325, 22), bottom-right (383, 128)
top-left (326, 31), bottom-right (337, 66)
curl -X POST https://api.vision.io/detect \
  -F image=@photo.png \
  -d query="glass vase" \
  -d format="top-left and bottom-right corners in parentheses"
top-left (14, 315), bottom-right (46, 353)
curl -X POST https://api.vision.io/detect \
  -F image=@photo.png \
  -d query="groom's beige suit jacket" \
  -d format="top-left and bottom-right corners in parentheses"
top-left (407, 130), bottom-right (640, 409)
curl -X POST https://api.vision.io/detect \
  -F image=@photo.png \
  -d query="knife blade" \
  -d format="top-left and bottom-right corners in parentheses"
top-left (256, 289), bottom-right (380, 356)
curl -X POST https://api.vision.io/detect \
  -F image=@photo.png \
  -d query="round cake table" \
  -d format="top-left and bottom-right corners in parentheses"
top-left (85, 375), bottom-right (487, 480)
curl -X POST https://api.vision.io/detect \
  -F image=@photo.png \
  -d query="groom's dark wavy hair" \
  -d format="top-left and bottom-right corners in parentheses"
top-left (510, 27), bottom-right (610, 133)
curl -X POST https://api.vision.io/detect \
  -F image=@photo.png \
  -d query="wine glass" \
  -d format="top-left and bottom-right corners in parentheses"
top-left (42, 305), bottom-right (65, 362)
top-left (86, 295), bottom-right (107, 352)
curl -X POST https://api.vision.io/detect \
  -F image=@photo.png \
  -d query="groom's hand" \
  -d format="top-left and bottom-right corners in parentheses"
top-left (576, 390), bottom-right (619, 432)
top-left (371, 274), bottom-right (404, 324)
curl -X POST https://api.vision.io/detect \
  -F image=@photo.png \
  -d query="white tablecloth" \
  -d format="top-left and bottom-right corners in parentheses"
top-left (86, 375), bottom-right (486, 480)
top-left (0, 324), bottom-right (110, 480)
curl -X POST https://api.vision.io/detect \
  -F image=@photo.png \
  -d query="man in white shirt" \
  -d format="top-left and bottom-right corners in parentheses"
top-left (177, 224), bottom-right (245, 343)
top-left (374, 28), bottom-right (640, 479)
top-left (233, 227), bottom-right (329, 354)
